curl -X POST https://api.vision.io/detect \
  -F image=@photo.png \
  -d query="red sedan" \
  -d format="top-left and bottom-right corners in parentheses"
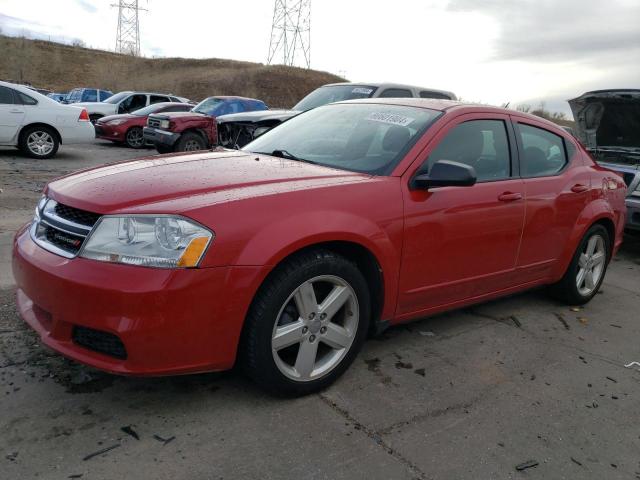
top-left (13, 99), bottom-right (627, 396)
top-left (95, 102), bottom-right (193, 148)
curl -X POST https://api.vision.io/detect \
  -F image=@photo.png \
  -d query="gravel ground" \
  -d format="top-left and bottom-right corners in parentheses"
top-left (1, 142), bottom-right (640, 479)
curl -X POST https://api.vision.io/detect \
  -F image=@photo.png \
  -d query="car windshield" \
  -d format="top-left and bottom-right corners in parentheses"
top-left (292, 85), bottom-right (378, 112)
top-left (193, 97), bottom-right (224, 115)
top-left (103, 92), bottom-right (131, 104)
top-left (245, 103), bottom-right (441, 175)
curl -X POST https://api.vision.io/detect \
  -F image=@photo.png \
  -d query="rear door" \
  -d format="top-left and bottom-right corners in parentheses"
top-left (0, 86), bottom-right (25, 143)
top-left (512, 117), bottom-right (591, 281)
top-left (398, 113), bottom-right (525, 316)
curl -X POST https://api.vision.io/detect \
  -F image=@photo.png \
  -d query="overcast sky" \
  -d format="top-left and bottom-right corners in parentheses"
top-left (1, 0), bottom-right (639, 116)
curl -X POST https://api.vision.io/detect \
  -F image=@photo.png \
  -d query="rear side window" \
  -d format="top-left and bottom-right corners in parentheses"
top-left (517, 124), bottom-right (567, 177)
top-left (378, 88), bottom-right (413, 98)
top-left (17, 91), bottom-right (37, 105)
top-left (170, 96), bottom-right (182, 102)
top-left (150, 95), bottom-right (170, 104)
top-left (162, 105), bottom-right (191, 113)
top-left (0, 86), bottom-right (15, 104)
top-left (82, 89), bottom-right (98, 102)
top-left (420, 91), bottom-right (452, 100)
top-left (425, 120), bottom-right (511, 182)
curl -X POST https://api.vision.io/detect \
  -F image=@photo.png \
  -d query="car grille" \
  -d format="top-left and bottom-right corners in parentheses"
top-left (148, 117), bottom-right (161, 128)
top-left (54, 202), bottom-right (101, 227)
top-left (72, 326), bottom-right (127, 359)
top-left (31, 199), bottom-right (101, 258)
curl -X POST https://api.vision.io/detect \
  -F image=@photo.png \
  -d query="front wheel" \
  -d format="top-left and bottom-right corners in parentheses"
top-left (125, 127), bottom-right (145, 148)
top-left (550, 224), bottom-right (610, 305)
top-left (175, 132), bottom-right (206, 152)
top-left (240, 250), bottom-right (370, 396)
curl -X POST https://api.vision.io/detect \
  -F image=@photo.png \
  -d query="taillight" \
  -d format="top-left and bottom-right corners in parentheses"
top-left (78, 109), bottom-right (90, 122)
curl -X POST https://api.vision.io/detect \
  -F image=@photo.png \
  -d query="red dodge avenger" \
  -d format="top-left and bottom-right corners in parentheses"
top-left (13, 99), bottom-right (627, 395)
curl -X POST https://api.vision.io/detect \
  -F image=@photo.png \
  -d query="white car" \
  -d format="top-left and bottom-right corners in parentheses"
top-left (73, 91), bottom-right (192, 123)
top-left (0, 81), bottom-right (95, 159)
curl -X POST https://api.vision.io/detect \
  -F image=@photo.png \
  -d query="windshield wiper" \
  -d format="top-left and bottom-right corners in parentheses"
top-left (255, 149), bottom-right (318, 164)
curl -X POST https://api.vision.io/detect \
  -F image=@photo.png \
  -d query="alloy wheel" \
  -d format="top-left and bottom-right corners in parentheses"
top-left (126, 128), bottom-right (144, 148)
top-left (184, 139), bottom-right (202, 151)
top-left (271, 275), bottom-right (359, 382)
top-left (27, 131), bottom-right (55, 156)
top-left (576, 234), bottom-right (606, 296)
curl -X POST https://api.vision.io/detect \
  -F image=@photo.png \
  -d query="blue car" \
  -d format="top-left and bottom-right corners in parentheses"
top-left (47, 92), bottom-right (68, 103)
top-left (64, 88), bottom-right (113, 104)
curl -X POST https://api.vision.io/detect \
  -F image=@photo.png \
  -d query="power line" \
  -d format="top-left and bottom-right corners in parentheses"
top-left (112, 0), bottom-right (146, 56)
top-left (267, 0), bottom-right (311, 68)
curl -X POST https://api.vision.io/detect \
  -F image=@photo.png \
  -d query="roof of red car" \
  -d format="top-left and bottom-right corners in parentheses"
top-left (341, 98), bottom-right (565, 131)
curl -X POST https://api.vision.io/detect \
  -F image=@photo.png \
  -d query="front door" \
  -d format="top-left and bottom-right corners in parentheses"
top-left (397, 114), bottom-right (525, 318)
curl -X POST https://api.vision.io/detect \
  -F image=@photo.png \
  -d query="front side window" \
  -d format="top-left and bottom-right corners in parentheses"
top-left (518, 124), bottom-right (567, 177)
top-left (119, 94), bottom-right (147, 113)
top-left (82, 89), bottom-right (98, 102)
top-left (378, 88), bottom-right (413, 98)
top-left (245, 103), bottom-right (441, 175)
top-left (424, 120), bottom-right (511, 182)
top-left (99, 90), bottom-right (113, 101)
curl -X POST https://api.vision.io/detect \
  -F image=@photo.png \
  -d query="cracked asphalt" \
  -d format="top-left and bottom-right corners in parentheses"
top-left (1, 143), bottom-right (640, 479)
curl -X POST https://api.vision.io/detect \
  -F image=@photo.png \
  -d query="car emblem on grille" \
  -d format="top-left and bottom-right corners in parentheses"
top-left (53, 231), bottom-right (82, 247)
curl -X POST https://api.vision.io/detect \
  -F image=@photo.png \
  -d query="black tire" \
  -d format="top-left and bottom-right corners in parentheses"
top-left (175, 132), bottom-right (206, 152)
top-left (155, 144), bottom-right (173, 154)
top-left (124, 127), bottom-right (145, 149)
top-left (89, 114), bottom-right (102, 124)
top-left (550, 224), bottom-right (611, 305)
top-left (240, 249), bottom-right (371, 396)
top-left (19, 125), bottom-right (59, 159)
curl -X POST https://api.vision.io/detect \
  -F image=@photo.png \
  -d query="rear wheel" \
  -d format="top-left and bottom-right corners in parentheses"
top-left (550, 224), bottom-right (610, 305)
top-left (125, 127), bottom-right (144, 148)
top-left (240, 250), bottom-right (370, 396)
top-left (19, 126), bottom-right (59, 159)
top-left (175, 132), bottom-right (206, 152)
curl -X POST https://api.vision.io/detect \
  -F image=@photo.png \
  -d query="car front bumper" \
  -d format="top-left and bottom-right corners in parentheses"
top-left (143, 126), bottom-right (179, 148)
top-left (95, 123), bottom-right (124, 141)
top-left (626, 196), bottom-right (640, 231)
top-left (12, 223), bottom-right (267, 376)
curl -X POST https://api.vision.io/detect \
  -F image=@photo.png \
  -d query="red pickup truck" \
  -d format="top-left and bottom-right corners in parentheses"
top-left (143, 96), bottom-right (268, 153)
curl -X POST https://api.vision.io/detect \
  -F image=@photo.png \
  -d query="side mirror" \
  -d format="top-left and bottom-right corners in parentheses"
top-left (411, 160), bottom-right (477, 189)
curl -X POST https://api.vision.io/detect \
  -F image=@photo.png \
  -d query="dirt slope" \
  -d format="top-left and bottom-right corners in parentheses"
top-left (0, 35), bottom-right (344, 107)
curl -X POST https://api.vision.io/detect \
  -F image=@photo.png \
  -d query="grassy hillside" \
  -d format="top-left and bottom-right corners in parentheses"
top-left (0, 35), bottom-right (344, 108)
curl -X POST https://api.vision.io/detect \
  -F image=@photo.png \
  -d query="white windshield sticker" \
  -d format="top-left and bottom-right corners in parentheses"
top-left (352, 87), bottom-right (374, 95)
top-left (367, 112), bottom-right (415, 126)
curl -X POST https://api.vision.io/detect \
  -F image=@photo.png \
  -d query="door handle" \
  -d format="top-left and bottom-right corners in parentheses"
top-left (9, 109), bottom-right (24, 114)
top-left (571, 184), bottom-right (589, 193)
top-left (498, 192), bottom-right (522, 202)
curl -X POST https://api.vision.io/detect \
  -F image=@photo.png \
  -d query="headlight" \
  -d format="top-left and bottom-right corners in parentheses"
top-left (80, 216), bottom-right (213, 268)
top-left (107, 119), bottom-right (127, 125)
top-left (160, 119), bottom-right (170, 129)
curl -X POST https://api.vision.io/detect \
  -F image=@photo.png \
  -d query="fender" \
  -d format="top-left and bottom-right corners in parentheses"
top-left (233, 209), bottom-right (402, 322)
top-left (549, 199), bottom-right (615, 281)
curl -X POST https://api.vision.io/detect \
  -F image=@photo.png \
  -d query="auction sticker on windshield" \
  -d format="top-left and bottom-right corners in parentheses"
top-left (352, 87), bottom-right (374, 95)
top-left (367, 112), bottom-right (415, 127)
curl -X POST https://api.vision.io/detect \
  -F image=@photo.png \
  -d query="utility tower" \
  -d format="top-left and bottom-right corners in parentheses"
top-left (114, 0), bottom-right (143, 56)
top-left (267, 0), bottom-right (311, 68)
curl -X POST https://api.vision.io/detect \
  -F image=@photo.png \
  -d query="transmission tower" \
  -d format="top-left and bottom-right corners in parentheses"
top-left (267, 0), bottom-right (311, 68)
top-left (113, 0), bottom-right (144, 56)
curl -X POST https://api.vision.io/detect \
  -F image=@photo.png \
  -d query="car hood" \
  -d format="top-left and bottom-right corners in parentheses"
top-left (569, 90), bottom-right (640, 154)
top-left (216, 110), bottom-right (300, 124)
top-left (45, 150), bottom-right (369, 213)
top-left (98, 113), bottom-right (137, 123)
top-left (151, 111), bottom-right (208, 120)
